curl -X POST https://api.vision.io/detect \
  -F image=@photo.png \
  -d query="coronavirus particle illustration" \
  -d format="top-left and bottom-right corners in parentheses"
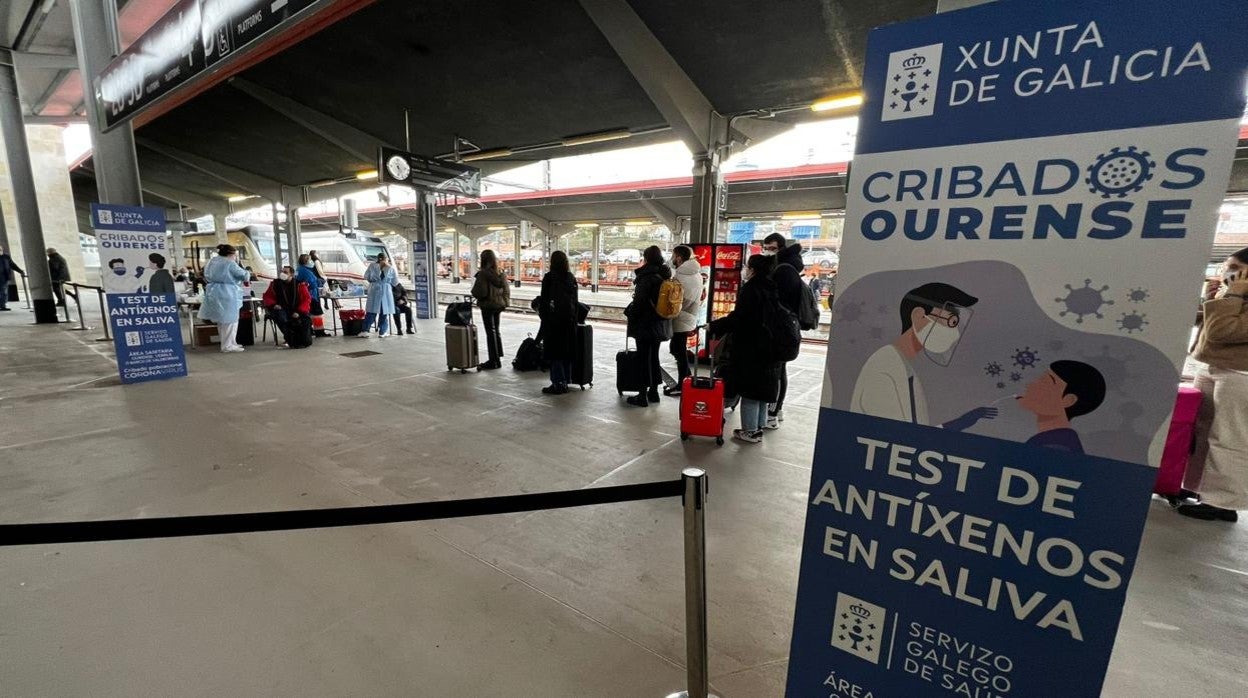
top-left (1012, 347), bottom-right (1040, 370)
top-left (985, 362), bottom-right (1003, 377)
top-left (1086, 146), bottom-right (1155, 198)
top-left (1009, 372), bottom-right (1023, 383)
top-left (835, 300), bottom-right (866, 324)
top-left (996, 382), bottom-right (1006, 390)
top-left (868, 326), bottom-right (885, 340)
top-left (1083, 345), bottom-right (1134, 395)
top-left (1056, 279), bottom-right (1114, 323)
top-left (1127, 288), bottom-right (1150, 304)
top-left (1118, 311), bottom-right (1149, 334)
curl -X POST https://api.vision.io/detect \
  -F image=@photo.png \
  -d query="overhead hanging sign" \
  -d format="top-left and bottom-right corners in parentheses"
top-left (92, 204), bottom-right (189, 385)
top-left (379, 147), bottom-right (483, 198)
top-left (95, 0), bottom-right (322, 129)
top-left (786, 1), bottom-right (1248, 697)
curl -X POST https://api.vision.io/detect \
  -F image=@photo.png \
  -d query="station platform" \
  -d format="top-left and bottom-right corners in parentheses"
top-left (0, 300), bottom-right (1245, 696)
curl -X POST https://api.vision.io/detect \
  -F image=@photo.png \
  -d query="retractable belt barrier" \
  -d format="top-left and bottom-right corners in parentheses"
top-left (0, 468), bottom-right (714, 698)
top-left (59, 281), bottom-right (108, 339)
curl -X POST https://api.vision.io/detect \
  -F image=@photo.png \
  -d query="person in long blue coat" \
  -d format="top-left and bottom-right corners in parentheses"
top-left (199, 244), bottom-right (250, 352)
top-left (359, 251), bottom-right (398, 337)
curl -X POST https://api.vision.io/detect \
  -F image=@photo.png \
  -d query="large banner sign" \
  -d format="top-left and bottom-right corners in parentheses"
top-left (787, 1), bottom-right (1248, 696)
top-left (92, 204), bottom-right (189, 385)
top-left (412, 240), bottom-right (433, 319)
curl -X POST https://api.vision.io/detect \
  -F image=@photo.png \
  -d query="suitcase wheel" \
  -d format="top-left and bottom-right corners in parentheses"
top-left (681, 432), bottom-right (689, 441)
top-left (716, 436), bottom-right (724, 446)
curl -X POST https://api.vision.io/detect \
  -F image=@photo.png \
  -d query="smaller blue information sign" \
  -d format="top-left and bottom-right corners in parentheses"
top-left (412, 240), bottom-right (432, 319)
top-left (92, 203), bottom-right (188, 385)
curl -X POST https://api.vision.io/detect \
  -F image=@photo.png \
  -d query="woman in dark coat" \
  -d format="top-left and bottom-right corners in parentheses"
top-left (625, 245), bottom-right (673, 407)
top-left (539, 250), bottom-right (579, 395)
top-left (710, 253), bottom-right (784, 443)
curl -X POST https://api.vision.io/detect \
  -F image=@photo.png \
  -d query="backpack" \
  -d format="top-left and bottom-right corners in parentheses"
top-left (764, 296), bottom-right (802, 362)
top-left (776, 263), bottom-right (820, 330)
top-left (512, 335), bottom-right (544, 371)
top-left (655, 278), bottom-right (684, 320)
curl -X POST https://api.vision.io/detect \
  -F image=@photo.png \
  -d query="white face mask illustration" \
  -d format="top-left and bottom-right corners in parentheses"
top-left (919, 317), bottom-right (960, 353)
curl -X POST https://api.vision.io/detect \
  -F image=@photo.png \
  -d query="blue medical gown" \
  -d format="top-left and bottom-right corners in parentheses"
top-left (364, 263), bottom-right (397, 315)
top-left (199, 256), bottom-right (249, 323)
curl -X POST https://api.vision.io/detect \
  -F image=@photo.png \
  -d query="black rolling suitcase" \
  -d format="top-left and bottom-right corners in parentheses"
top-left (237, 305), bottom-right (255, 346)
top-left (570, 323), bottom-right (594, 389)
top-left (616, 336), bottom-right (648, 395)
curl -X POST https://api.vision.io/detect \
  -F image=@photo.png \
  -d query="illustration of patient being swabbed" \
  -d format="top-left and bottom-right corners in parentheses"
top-left (850, 281), bottom-right (1107, 453)
top-left (851, 282), bottom-right (999, 432)
top-left (1014, 360), bottom-right (1106, 455)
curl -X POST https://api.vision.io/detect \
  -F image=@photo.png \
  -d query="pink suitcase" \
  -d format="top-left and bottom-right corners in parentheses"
top-left (1154, 386), bottom-right (1202, 496)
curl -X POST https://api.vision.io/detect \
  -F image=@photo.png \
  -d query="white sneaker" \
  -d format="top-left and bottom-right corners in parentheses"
top-left (379, 333), bottom-right (391, 338)
top-left (765, 414), bottom-right (780, 430)
top-left (732, 429), bottom-right (762, 444)
top-left (223, 345), bottom-right (245, 353)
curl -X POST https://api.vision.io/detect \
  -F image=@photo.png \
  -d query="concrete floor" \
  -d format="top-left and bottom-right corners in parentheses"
top-left (0, 301), bottom-right (1245, 696)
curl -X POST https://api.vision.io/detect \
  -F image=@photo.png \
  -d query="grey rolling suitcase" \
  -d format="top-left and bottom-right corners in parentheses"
top-left (446, 324), bottom-right (479, 373)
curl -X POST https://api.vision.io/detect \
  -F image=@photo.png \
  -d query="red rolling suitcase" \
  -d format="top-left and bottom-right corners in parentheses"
top-left (679, 328), bottom-right (725, 445)
top-left (1154, 386), bottom-right (1202, 496)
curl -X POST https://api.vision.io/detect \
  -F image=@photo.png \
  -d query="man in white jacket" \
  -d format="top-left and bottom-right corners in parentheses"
top-left (665, 245), bottom-right (705, 396)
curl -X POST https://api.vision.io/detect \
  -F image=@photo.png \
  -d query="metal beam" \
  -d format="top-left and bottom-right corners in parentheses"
top-left (29, 68), bottom-right (69, 114)
top-left (499, 202), bottom-right (552, 232)
top-left (637, 196), bottom-right (678, 231)
top-left (140, 181), bottom-right (230, 218)
top-left (229, 77), bottom-right (394, 163)
top-left (576, 0), bottom-right (717, 154)
top-left (13, 51), bottom-right (80, 71)
top-left (14, 2), bottom-right (57, 52)
top-left (137, 138), bottom-right (285, 200)
top-left (25, 112), bottom-right (85, 124)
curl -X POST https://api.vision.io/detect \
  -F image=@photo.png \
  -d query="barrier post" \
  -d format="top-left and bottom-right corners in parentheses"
top-left (19, 270), bottom-right (30, 309)
top-left (58, 282), bottom-right (71, 322)
top-left (96, 288), bottom-right (111, 341)
top-left (668, 468), bottom-right (715, 698)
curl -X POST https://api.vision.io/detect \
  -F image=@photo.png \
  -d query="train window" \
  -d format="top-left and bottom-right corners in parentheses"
top-left (320, 250), bottom-right (349, 264)
top-left (352, 243), bottom-right (388, 262)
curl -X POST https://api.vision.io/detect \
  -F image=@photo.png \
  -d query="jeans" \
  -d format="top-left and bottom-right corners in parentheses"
top-left (669, 331), bottom-right (692, 383)
top-left (636, 337), bottom-right (662, 391)
top-left (481, 308), bottom-right (503, 363)
top-left (362, 312), bottom-right (390, 335)
top-left (740, 398), bottom-right (768, 433)
top-left (551, 360), bottom-right (571, 386)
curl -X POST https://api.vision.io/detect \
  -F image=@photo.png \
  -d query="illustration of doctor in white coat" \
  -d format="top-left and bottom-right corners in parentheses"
top-left (851, 282), bottom-right (997, 432)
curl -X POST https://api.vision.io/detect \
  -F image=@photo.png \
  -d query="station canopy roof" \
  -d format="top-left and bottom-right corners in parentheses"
top-left (6, 0), bottom-right (938, 227)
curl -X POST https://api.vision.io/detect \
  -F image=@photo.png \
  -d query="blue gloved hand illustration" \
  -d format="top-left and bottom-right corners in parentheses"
top-left (134, 266), bottom-right (146, 278)
top-left (942, 406), bottom-right (999, 432)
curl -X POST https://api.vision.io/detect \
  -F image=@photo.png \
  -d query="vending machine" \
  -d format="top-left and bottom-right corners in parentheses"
top-left (691, 242), bottom-right (747, 323)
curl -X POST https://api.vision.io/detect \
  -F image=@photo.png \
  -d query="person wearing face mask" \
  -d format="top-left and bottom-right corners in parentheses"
top-left (358, 251), bottom-right (398, 337)
top-left (851, 282), bottom-right (997, 431)
top-left (760, 233), bottom-right (806, 429)
top-left (262, 265), bottom-right (313, 348)
top-left (294, 253), bottom-right (325, 333)
top-left (1178, 247), bottom-right (1248, 522)
top-left (198, 244), bottom-right (250, 352)
top-left (710, 253), bottom-right (786, 443)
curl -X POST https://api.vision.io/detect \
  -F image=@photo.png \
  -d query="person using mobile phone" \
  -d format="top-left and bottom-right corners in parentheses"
top-left (1181, 247), bottom-right (1248, 522)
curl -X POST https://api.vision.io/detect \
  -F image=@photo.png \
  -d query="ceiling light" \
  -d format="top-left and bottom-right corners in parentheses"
top-left (487, 225), bottom-right (511, 231)
top-left (227, 194), bottom-right (255, 203)
top-left (781, 211), bottom-right (822, 220)
top-left (574, 222), bottom-right (599, 228)
top-left (355, 169), bottom-right (379, 181)
top-left (462, 148), bottom-right (513, 162)
top-left (561, 129), bottom-right (632, 147)
top-left (810, 93), bottom-right (864, 113)
top-left (624, 220), bottom-right (654, 226)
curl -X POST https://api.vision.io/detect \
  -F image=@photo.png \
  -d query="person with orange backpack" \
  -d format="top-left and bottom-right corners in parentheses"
top-left (624, 245), bottom-right (673, 407)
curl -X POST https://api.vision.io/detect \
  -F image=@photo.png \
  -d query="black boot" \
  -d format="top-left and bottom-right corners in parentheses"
top-left (1176, 503), bottom-right (1238, 522)
top-left (626, 394), bottom-right (650, 407)
top-left (648, 388), bottom-right (661, 403)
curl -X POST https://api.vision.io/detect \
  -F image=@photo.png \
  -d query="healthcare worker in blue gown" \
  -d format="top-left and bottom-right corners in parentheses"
top-left (359, 251), bottom-right (398, 338)
top-left (199, 244), bottom-right (250, 353)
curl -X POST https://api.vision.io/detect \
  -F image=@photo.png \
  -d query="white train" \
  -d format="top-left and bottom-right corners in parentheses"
top-left (180, 225), bottom-right (388, 292)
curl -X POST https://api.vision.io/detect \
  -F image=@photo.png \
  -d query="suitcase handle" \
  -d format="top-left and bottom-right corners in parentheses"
top-left (623, 334), bottom-right (637, 352)
top-left (690, 325), bottom-right (712, 379)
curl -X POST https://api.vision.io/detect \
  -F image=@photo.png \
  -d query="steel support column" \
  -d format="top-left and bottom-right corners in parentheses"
top-left (213, 214), bottom-right (228, 245)
top-left (452, 230), bottom-right (462, 283)
top-left (0, 54), bottom-right (56, 322)
top-left (415, 190), bottom-right (437, 317)
top-left (271, 202), bottom-right (283, 269)
top-left (515, 221), bottom-right (527, 286)
top-left (69, 0), bottom-right (143, 206)
top-left (591, 227), bottom-right (601, 293)
top-left (689, 156), bottom-right (725, 244)
top-left (286, 206), bottom-right (302, 263)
